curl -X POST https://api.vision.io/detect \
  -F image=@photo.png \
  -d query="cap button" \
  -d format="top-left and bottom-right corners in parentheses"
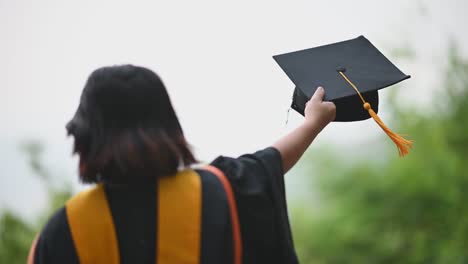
top-left (336, 67), bottom-right (346, 72)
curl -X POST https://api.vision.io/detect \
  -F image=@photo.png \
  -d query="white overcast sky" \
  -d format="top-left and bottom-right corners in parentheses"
top-left (1, 0), bottom-right (467, 219)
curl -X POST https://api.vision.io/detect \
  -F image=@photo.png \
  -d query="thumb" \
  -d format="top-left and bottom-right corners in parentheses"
top-left (311, 86), bottom-right (325, 102)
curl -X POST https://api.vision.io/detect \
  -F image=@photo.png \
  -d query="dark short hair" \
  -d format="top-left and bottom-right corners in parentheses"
top-left (66, 65), bottom-right (196, 183)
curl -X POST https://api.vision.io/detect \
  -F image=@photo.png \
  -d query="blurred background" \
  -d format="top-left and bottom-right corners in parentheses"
top-left (2, 0), bottom-right (468, 263)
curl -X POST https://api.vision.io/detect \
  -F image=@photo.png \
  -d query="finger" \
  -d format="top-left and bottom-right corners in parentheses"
top-left (324, 101), bottom-right (336, 110)
top-left (311, 86), bottom-right (325, 102)
top-left (324, 102), bottom-right (336, 119)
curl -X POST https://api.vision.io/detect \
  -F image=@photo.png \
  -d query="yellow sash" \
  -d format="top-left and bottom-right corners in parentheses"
top-left (66, 169), bottom-right (202, 264)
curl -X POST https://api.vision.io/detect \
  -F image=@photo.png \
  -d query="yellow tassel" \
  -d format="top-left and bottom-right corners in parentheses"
top-left (338, 71), bottom-right (413, 157)
top-left (364, 103), bottom-right (413, 157)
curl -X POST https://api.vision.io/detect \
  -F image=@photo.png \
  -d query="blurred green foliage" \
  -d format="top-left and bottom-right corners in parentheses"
top-left (0, 212), bottom-right (35, 263)
top-left (0, 142), bottom-right (72, 264)
top-left (292, 49), bottom-right (468, 263)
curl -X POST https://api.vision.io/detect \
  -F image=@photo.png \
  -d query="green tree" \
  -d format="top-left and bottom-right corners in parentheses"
top-left (292, 49), bottom-right (468, 263)
top-left (0, 211), bottom-right (36, 263)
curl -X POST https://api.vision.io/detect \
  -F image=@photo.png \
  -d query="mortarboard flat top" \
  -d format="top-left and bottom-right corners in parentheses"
top-left (273, 35), bottom-right (410, 121)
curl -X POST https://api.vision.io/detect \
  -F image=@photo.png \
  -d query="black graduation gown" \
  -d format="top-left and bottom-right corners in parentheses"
top-left (32, 147), bottom-right (299, 264)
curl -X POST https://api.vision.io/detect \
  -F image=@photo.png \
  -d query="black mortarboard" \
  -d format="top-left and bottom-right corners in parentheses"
top-left (273, 35), bottom-right (410, 121)
top-left (273, 36), bottom-right (413, 156)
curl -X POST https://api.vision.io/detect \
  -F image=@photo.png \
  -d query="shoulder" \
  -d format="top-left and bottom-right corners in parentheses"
top-left (33, 207), bottom-right (78, 264)
top-left (211, 147), bottom-right (282, 169)
top-left (197, 169), bottom-right (228, 202)
top-left (38, 207), bottom-right (69, 244)
top-left (210, 147), bottom-right (283, 189)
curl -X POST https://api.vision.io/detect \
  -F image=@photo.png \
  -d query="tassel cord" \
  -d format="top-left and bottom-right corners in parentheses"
top-left (337, 71), bottom-right (413, 157)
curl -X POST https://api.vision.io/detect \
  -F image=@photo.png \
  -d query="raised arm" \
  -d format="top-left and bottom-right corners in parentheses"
top-left (273, 87), bottom-right (336, 173)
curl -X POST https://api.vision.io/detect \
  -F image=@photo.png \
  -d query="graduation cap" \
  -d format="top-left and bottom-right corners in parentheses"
top-left (273, 36), bottom-right (413, 156)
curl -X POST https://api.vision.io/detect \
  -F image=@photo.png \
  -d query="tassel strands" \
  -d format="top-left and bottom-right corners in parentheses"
top-left (338, 71), bottom-right (413, 157)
